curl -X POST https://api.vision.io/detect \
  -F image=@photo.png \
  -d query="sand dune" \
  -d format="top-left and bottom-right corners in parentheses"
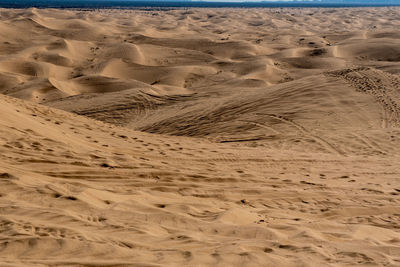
top-left (0, 7), bottom-right (400, 267)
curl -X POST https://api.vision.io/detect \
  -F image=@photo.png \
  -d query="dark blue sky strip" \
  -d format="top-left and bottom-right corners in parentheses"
top-left (0, 0), bottom-right (399, 8)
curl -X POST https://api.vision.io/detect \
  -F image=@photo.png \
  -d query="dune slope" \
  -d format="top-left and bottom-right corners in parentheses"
top-left (1, 82), bottom-right (400, 267)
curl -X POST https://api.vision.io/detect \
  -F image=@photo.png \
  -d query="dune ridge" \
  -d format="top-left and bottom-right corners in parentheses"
top-left (0, 7), bottom-right (400, 267)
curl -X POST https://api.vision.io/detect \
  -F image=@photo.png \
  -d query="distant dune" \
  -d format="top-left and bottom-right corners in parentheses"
top-left (0, 7), bottom-right (400, 267)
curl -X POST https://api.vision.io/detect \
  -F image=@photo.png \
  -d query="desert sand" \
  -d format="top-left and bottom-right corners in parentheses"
top-left (0, 6), bottom-right (400, 266)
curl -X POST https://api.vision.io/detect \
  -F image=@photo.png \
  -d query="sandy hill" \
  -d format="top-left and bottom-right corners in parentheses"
top-left (0, 7), bottom-right (400, 267)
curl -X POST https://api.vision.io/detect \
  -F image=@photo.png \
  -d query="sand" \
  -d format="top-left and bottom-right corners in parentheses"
top-left (0, 6), bottom-right (400, 266)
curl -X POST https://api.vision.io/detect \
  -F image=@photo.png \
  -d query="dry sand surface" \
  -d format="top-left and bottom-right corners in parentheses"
top-left (0, 6), bottom-right (400, 266)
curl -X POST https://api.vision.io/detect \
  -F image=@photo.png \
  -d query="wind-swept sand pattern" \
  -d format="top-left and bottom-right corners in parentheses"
top-left (0, 7), bottom-right (400, 267)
